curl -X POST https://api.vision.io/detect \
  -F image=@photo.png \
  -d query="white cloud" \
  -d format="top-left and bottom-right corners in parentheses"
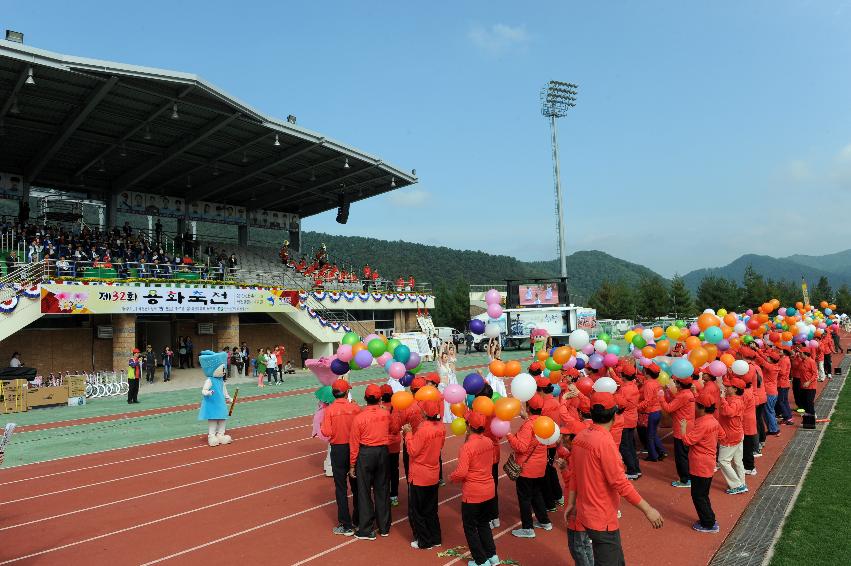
top-left (833, 143), bottom-right (851, 189)
top-left (387, 189), bottom-right (430, 207)
top-left (468, 23), bottom-right (530, 54)
top-left (786, 159), bottom-right (811, 183)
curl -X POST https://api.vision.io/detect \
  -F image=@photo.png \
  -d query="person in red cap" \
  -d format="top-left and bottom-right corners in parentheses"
top-left (796, 347), bottom-right (818, 419)
top-left (679, 390), bottom-right (726, 533)
top-left (740, 366), bottom-right (759, 475)
top-left (660, 375), bottom-right (696, 487)
top-left (636, 363), bottom-right (667, 462)
top-left (423, 372), bottom-right (447, 485)
top-left (321, 379), bottom-right (361, 536)
top-left (537, 376), bottom-right (563, 511)
top-left (614, 364), bottom-right (641, 479)
top-left (401, 377), bottom-right (427, 479)
top-left (754, 347), bottom-right (781, 435)
top-left (506, 393), bottom-right (551, 538)
top-left (380, 384), bottom-right (402, 507)
top-left (349, 383), bottom-right (392, 540)
top-left (566, 391), bottom-right (663, 564)
top-left (555, 418), bottom-right (593, 566)
top-left (776, 347), bottom-right (793, 424)
top-left (473, 383), bottom-right (502, 529)
top-left (450, 410), bottom-right (499, 566)
top-left (402, 398), bottom-right (446, 550)
top-left (718, 377), bottom-right (747, 494)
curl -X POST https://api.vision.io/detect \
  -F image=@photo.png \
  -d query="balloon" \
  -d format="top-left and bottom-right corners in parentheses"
top-left (598, 332), bottom-right (611, 342)
top-left (580, 343), bottom-right (594, 356)
top-left (708, 360), bottom-right (727, 377)
top-left (451, 417), bottom-right (468, 436)
top-left (593, 340), bottom-right (608, 354)
top-left (545, 357), bottom-right (562, 371)
top-left (490, 417), bottom-right (511, 437)
top-left (658, 371), bottom-right (671, 387)
top-left (536, 427), bottom-right (561, 446)
top-left (485, 289), bottom-right (501, 305)
top-left (336, 344), bottom-right (354, 362)
top-left (485, 323), bottom-right (501, 339)
top-left (391, 391), bottom-right (414, 411)
top-left (574, 358), bottom-right (586, 370)
top-left (575, 376), bottom-right (594, 396)
top-left (367, 338), bottom-right (386, 357)
top-left (671, 358), bottom-right (694, 378)
top-left (392, 344), bottom-right (411, 365)
top-left (489, 360), bottom-right (506, 377)
top-left (352, 342), bottom-right (367, 355)
top-left (603, 353), bottom-right (619, 367)
top-left (624, 330), bottom-right (637, 344)
top-left (469, 319), bottom-right (486, 335)
top-left (404, 352), bottom-right (421, 370)
top-left (731, 360), bottom-right (749, 376)
top-left (449, 402), bottom-right (466, 418)
top-left (689, 346), bottom-right (709, 367)
top-left (552, 384), bottom-right (561, 397)
top-left (704, 326), bottom-right (723, 344)
top-left (568, 329), bottom-right (590, 349)
top-left (472, 396), bottom-right (495, 416)
top-left (400, 373), bottom-right (414, 387)
top-left (376, 352), bottom-right (392, 367)
top-left (665, 325), bottom-right (680, 340)
top-left (487, 303), bottom-right (503, 319)
top-left (386, 338), bottom-right (401, 355)
top-left (631, 335), bottom-right (647, 349)
top-left (504, 360), bottom-right (522, 377)
top-left (330, 358), bottom-right (350, 375)
top-left (341, 332), bottom-right (360, 346)
top-left (388, 361), bottom-right (406, 379)
top-left (641, 329), bottom-right (655, 343)
top-left (607, 344), bottom-right (622, 356)
top-left (553, 346), bottom-right (572, 364)
top-left (354, 350), bottom-right (373, 369)
top-left (549, 370), bottom-right (562, 383)
top-left (593, 376), bottom-right (618, 393)
top-left (533, 416), bottom-right (556, 439)
top-left (510, 373), bottom-right (537, 402)
top-left (588, 353), bottom-right (604, 370)
top-left (443, 383), bottom-right (466, 404)
top-left (494, 397), bottom-right (522, 421)
top-left (720, 353), bottom-right (735, 367)
top-left (641, 345), bottom-right (657, 359)
top-left (414, 384), bottom-right (441, 402)
top-left (463, 373), bottom-right (485, 395)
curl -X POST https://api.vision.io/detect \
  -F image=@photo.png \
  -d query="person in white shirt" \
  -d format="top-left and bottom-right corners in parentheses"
top-left (9, 353), bottom-right (22, 368)
top-left (266, 349), bottom-right (279, 384)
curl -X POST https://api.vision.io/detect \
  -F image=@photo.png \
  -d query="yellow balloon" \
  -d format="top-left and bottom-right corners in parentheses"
top-left (624, 330), bottom-right (637, 345)
top-left (450, 417), bottom-right (468, 436)
top-left (658, 371), bottom-right (671, 387)
top-left (717, 308), bottom-right (728, 318)
top-left (665, 325), bottom-right (680, 340)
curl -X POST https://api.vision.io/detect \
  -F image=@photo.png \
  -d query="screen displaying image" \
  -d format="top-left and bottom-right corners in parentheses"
top-left (518, 284), bottom-right (559, 306)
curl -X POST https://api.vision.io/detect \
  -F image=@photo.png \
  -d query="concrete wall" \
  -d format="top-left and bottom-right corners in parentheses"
top-left (0, 326), bottom-right (113, 375)
top-left (239, 323), bottom-right (311, 367)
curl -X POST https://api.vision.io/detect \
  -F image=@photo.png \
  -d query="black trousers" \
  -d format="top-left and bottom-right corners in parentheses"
top-left (544, 447), bottom-right (562, 508)
top-left (331, 444), bottom-right (358, 529)
top-left (674, 438), bottom-right (690, 483)
top-left (792, 378), bottom-right (802, 409)
top-left (756, 403), bottom-right (767, 443)
top-left (636, 425), bottom-right (648, 450)
top-left (145, 365), bottom-right (155, 382)
top-left (462, 499), bottom-right (497, 564)
top-left (586, 528), bottom-right (626, 566)
top-left (743, 434), bottom-right (757, 471)
top-left (824, 354), bottom-right (832, 376)
top-left (801, 388), bottom-right (816, 418)
top-left (619, 428), bottom-right (641, 475)
top-left (127, 379), bottom-right (139, 403)
top-left (410, 484), bottom-right (441, 548)
top-left (491, 463), bottom-right (500, 521)
top-left (387, 451), bottom-right (400, 498)
top-left (515, 476), bottom-right (549, 529)
top-left (690, 474), bottom-right (715, 528)
top-left (355, 445), bottom-right (390, 536)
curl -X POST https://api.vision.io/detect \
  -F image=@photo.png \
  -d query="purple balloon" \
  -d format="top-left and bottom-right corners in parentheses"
top-left (463, 373), bottom-right (485, 395)
top-left (632, 348), bottom-right (644, 359)
top-left (330, 358), bottom-right (350, 375)
top-left (354, 350), bottom-right (373, 369)
top-left (400, 373), bottom-right (414, 387)
top-left (689, 323), bottom-right (700, 335)
top-left (563, 357), bottom-right (577, 369)
top-left (574, 358), bottom-right (585, 370)
top-left (581, 343), bottom-right (595, 356)
top-left (717, 339), bottom-right (730, 351)
top-left (588, 353), bottom-right (604, 370)
top-left (405, 351), bottom-right (421, 370)
top-left (469, 319), bottom-right (486, 335)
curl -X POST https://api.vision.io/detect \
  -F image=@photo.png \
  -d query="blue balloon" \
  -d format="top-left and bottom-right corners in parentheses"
top-left (466, 393), bottom-right (475, 408)
top-left (704, 326), bottom-right (723, 344)
top-left (574, 358), bottom-right (585, 370)
top-left (469, 319), bottom-right (486, 335)
top-left (384, 359), bottom-right (395, 372)
top-left (671, 358), bottom-right (694, 378)
top-left (786, 307), bottom-right (797, 317)
top-left (608, 344), bottom-right (622, 356)
top-left (825, 308), bottom-right (833, 315)
top-left (552, 384), bottom-right (561, 397)
top-left (400, 373), bottom-right (414, 387)
top-left (393, 344), bottom-right (411, 364)
top-left (330, 358), bottom-right (350, 375)
top-left (463, 373), bottom-right (485, 395)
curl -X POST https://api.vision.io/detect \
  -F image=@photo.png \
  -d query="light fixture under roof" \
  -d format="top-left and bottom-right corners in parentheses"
top-left (144, 124), bottom-right (152, 140)
top-left (171, 103), bottom-right (179, 119)
top-left (274, 134), bottom-right (281, 146)
top-left (390, 177), bottom-right (396, 188)
top-left (343, 157), bottom-right (350, 169)
top-left (186, 175), bottom-right (192, 188)
top-left (119, 143), bottom-right (127, 157)
top-left (25, 66), bottom-right (35, 85)
top-left (98, 159), bottom-right (106, 173)
top-left (250, 192), bottom-right (257, 202)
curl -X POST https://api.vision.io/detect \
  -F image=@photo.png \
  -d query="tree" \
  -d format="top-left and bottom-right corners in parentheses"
top-left (741, 265), bottom-right (768, 308)
top-left (432, 280), bottom-right (471, 330)
top-left (812, 276), bottom-right (833, 305)
top-left (669, 274), bottom-right (695, 317)
top-left (589, 279), bottom-right (636, 319)
top-left (636, 276), bottom-right (670, 320)
top-left (835, 284), bottom-right (851, 314)
top-left (696, 276), bottom-right (742, 311)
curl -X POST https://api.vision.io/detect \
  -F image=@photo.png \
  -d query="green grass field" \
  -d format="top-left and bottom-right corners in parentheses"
top-left (769, 373), bottom-right (851, 566)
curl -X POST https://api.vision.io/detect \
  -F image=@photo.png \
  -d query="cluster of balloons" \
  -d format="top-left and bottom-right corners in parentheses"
top-left (333, 331), bottom-right (423, 384)
top-left (469, 289), bottom-right (503, 339)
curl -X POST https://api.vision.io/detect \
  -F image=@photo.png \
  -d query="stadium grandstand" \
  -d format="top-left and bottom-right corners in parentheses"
top-left (0, 34), bottom-right (434, 376)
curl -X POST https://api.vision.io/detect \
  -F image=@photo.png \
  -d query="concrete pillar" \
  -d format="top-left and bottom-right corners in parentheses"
top-left (216, 313), bottom-right (240, 351)
top-left (106, 193), bottom-right (118, 229)
top-left (312, 341), bottom-right (333, 358)
top-left (238, 224), bottom-right (248, 246)
top-left (112, 314), bottom-right (136, 371)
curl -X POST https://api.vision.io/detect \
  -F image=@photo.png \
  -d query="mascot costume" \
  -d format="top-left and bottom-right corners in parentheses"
top-left (306, 356), bottom-right (343, 477)
top-left (198, 350), bottom-right (233, 447)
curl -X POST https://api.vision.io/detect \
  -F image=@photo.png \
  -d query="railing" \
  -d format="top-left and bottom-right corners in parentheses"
top-left (470, 284), bottom-right (507, 293)
top-left (0, 260), bottom-right (46, 302)
top-left (32, 259), bottom-right (239, 284)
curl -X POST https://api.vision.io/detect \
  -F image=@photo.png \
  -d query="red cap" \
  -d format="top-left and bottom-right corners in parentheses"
top-left (590, 391), bottom-right (617, 409)
top-left (560, 418), bottom-right (588, 435)
top-left (380, 384), bottom-right (393, 396)
top-left (420, 399), bottom-right (441, 418)
top-left (526, 394), bottom-right (544, 410)
top-left (410, 377), bottom-right (426, 390)
top-left (619, 363), bottom-right (636, 376)
top-left (731, 377), bottom-right (746, 390)
top-left (364, 384), bottom-right (382, 399)
top-left (740, 346), bottom-right (756, 359)
top-left (535, 376), bottom-right (550, 389)
top-left (564, 367), bottom-right (580, 378)
top-left (675, 376), bottom-right (693, 386)
top-left (528, 361), bottom-right (543, 375)
top-left (467, 411), bottom-right (487, 430)
top-left (132, 348), bottom-right (140, 354)
top-left (424, 372), bottom-right (440, 385)
top-left (695, 391), bottom-right (716, 408)
top-left (644, 363), bottom-right (660, 374)
top-left (332, 379), bottom-right (351, 393)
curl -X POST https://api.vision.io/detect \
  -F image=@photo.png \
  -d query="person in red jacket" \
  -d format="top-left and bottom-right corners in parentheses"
top-left (740, 368), bottom-right (759, 476)
top-left (381, 384), bottom-right (402, 508)
top-left (507, 394), bottom-right (552, 538)
top-left (537, 376), bottom-right (563, 511)
top-left (797, 348), bottom-right (818, 418)
top-left (473, 384), bottom-right (502, 529)
top-left (322, 379), bottom-right (361, 536)
top-left (680, 390), bottom-right (726, 533)
top-left (451, 411), bottom-right (498, 566)
top-left (754, 347), bottom-right (781, 435)
top-left (401, 377), bottom-right (427, 478)
top-left (776, 347), bottom-right (794, 424)
top-left (554, 418), bottom-right (593, 566)
top-left (637, 363), bottom-right (667, 461)
top-left (403, 399), bottom-right (446, 550)
top-left (614, 364), bottom-right (641, 479)
top-left (660, 375), bottom-right (696, 487)
top-left (718, 377), bottom-right (747, 494)
top-left (565, 391), bottom-right (664, 564)
top-left (349, 384), bottom-right (392, 540)
top-left (819, 329), bottom-right (835, 380)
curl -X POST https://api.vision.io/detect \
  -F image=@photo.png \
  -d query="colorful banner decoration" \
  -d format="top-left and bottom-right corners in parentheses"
top-left (299, 291), bottom-right (433, 304)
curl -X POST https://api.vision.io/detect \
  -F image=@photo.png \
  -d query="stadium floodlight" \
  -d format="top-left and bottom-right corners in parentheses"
top-left (540, 80), bottom-right (578, 279)
top-left (287, 115), bottom-right (297, 124)
top-left (186, 175), bottom-right (192, 188)
top-left (5, 30), bottom-right (24, 43)
top-left (171, 103), bottom-right (179, 119)
top-left (241, 151), bottom-right (248, 163)
top-left (120, 143), bottom-right (127, 157)
top-left (98, 159), bottom-right (106, 173)
top-left (343, 157), bottom-right (350, 169)
top-left (25, 66), bottom-right (35, 85)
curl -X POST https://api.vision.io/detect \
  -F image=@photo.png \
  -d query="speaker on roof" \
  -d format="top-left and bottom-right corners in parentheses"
top-left (336, 193), bottom-right (349, 225)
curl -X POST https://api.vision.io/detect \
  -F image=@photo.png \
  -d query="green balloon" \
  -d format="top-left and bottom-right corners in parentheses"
top-left (349, 359), bottom-right (360, 371)
top-left (341, 332), bottom-right (360, 346)
top-left (367, 338), bottom-right (387, 357)
top-left (491, 392), bottom-right (502, 402)
top-left (632, 335), bottom-right (647, 349)
top-left (698, 332), bottom-right (705, 341)
top-left (411, 364), bottom-right (423, 374)
top-left (545, 357), bottom-right (562, 371)
top-left (386, 338), bottom-right (401, 355)
top-left (598, 332), bottom-right (611, 343)
top-left (742, 335), bottom-right (754, 345)
top-left (675, 320), bottom-right (686, 328)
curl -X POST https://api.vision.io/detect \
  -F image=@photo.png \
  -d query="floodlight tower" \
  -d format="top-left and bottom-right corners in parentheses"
top-left (540, 80), bottom-right (577, 279)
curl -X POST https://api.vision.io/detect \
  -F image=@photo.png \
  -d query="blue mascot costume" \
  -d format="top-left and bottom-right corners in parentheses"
top-left (198, 350), bottom-right (233, 446)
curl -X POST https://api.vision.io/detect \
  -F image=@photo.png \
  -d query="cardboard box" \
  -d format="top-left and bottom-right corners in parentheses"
top-left (67, 376), bottom-right (86, 398)
top-left (27, 386), bottom-right (69, 408)
top-left (1, 380), bottom-right (28, 413)
top-left (68, 396), bottom-right (86, 407)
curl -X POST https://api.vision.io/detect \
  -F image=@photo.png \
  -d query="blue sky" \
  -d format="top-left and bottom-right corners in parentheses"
top-left (4, 1), bottom-right (851, 276)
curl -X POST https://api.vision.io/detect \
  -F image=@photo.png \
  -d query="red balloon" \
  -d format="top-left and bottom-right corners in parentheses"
top-left (575, 376), bottom-right (594, 396)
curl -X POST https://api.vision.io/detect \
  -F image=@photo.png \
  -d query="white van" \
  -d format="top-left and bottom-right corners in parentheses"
top-left (434, 326), bottom-right (461, 346)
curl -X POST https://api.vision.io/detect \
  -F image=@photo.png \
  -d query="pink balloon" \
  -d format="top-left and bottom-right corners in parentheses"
top-left (388, 362), bottom-right (406, 379)
top-left (377, 352), bottom-right (393, 366)
top-left (632, 349), bottom-right (644, 359)
top-left (490, 417), bottom-right (511, 437)
top-left (336, 344), bottom-right (353, 362)
top-left (487, 303), bottom-right (503, 319)
top-left (708, 360), bottom-right (727, 378)
top-left (603, 353), bottom-right (619, 367)
top-left (563, 357), bottom-right (577, 369)
top-left (485, 289), bottom-right (502, 305)
top-left (444, 383), bottom-right (466, 404)
top-left (364, 334), bottom-right (380, 345)
top-left (581, 343), bottom-right (595, 356)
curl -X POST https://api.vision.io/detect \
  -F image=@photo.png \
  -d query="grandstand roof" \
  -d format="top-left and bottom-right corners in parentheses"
top-left (0, 39), bottom-right (417, 217)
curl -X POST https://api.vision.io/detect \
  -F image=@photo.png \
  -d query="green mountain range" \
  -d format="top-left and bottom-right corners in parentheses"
top-left (681, 253), bottom-right (851, 291)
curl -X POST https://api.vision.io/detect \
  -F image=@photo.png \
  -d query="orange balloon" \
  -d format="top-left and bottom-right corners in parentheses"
top-left (685, 336), bottom-right (702, 351)
top-left (655, 340), bottom-right (670, 355)
top-left (689, 346), bottom-right (709, 367)
top-left (414, 385), bottom-right (441, 402)
top-left (771, 299), bottom-right (780, 309)
top-left (829, 303), bottom-right (836, 310)
top-left (494, 397), bottom-right (521, 421)
top-left (553, 347), bottom-right (572, 365)
top-left (781, 331), bottom-right (793, 342)
top-left (720, 353), bottom-right (735, 367)
top-left (723, 314), bottom-right (737, 327)
top-left (795, 302), bottom-right (804, 310)
top-left (722, 325), bottom-right (733, 338)
top-left (549, 370), bottom-right (562, 383)
top-left (728, 337), bottom-right (741, 350)
top-left (757, 313), bottom-right (769, 324)
top-left (652, 326), bottom-right (663, 339)
top-left (450, 402), bottom-right (467, 418)
top-left (352, 342), bottom-right (367, 354)
top-left (472, 396), bottom-right (495, 416)
top-left (504, 360), bottom-right (522, 377)
top-left (391, 391), bottom-right (414, 411)
top-left (489, 360), bottom-right (506, 378)
top-left (697, 313), bottom-right (720, 331)
top-left (704, 344), bottom-right (718, 361)
top-left (641, 345), bottom-right (657, 359)
top-left (536, 350), bottom-right (549, 362)
top-left (532, 416), bottom-right (556, 439)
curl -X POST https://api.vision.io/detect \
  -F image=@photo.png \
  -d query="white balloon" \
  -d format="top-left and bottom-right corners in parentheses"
top-left (536, 427), bottom-right (562, 446)
top-left (704, 308), bottom-right (716, 315)
top-left (568, 329), bottom-right (590, 350)
top-left (593, 340), bottom-right (608, 353)
top-left (485, 323), bottom-right (501, 339)
top-left (576, 352), bottom-right (589, 363)
top-left (734, 323), bottom-right (746, 335)
top-left (593, 376), bottom-right (618, 394)
top-left (641, 329), bottom-right (655, 343)
top-left (731, 360), bottom-right (749, 376)
top-left (511, 373), bottom-right (537, 402)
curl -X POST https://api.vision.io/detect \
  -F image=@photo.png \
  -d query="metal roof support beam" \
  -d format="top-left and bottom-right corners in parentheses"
top-left (227, 154), bottom-right (344, 199)
top-left (157, 131), bottom-right (271, 187)
top-left (111, 112), bottom-right (240, 191)
top-left (73, 85), bottom-right (195, 177)
top-left (266, 163), bottom-right (379, 208)
top-left (26, 76), bottom-right (120, 183)
top-left (187, 139), bottom-right (324, 203)
top-left (0, 65), bottom-right (29, 120)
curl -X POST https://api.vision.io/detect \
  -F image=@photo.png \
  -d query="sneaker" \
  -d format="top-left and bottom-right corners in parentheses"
top-left (626, 473), bottom-right (640, 480)
top-left (745, 469), bottom-right (758, 476)
top-left (511, 528), bottom-right (535, 538)
top-left (692, 522), bottom-right (720, 533)
top-left (489, 556), bottom-right (501, 565)
top-left (796, 408), bottom-right (805, 414)
top-left (671, 480), bottom-right (691, 488)
top-left (333, 525), bottom-right (354, 536)
top-left (390, 496), bottom-right (399, 507)
top-left (714, 465), bottom-right (720, 472)
top-left (766, 431), bottom-right (781, 436)
top-left (489, 518), bottom-right (500, 529)
top-left (468, 561), bottom-right (489, 566)
top-left (532, 521), bottom-right (553, 531)
top-left (783, 419), bottom-right (795, 425)
top-left (439, 479), bottom-right (446, 487)
top-left (354, 532), bottom-right (376, 541)
top-left (736, 485), bottom-right (749, 494)
top-left (658, 452), bottom-right (669, 460)
top-left (546, 507), bottom-right (557, 513)
top-left (380, 531), bottom-right (390, 537)
top-left (556, 496), bottom-right (565, 506)
top-left (639, 449), bottom-right (648, 454)
top-left (753, 452), bottom-right (763, 458)
top-left (410, 540), bottom-right (438, 549)
top-left (617, 510), bottom-right (622, 519)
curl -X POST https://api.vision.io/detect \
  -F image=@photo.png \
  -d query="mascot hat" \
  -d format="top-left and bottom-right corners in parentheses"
top-left (199, 350), bottom-right (228, 377)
